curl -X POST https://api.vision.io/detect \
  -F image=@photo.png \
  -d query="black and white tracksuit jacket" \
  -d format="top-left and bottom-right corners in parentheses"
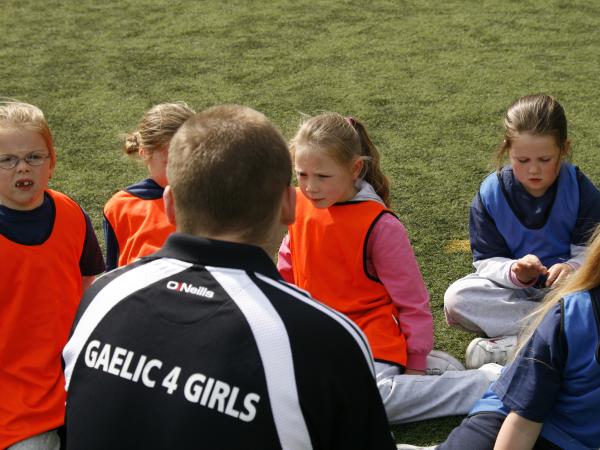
top-left (63, 233), bottom-right (395, 450)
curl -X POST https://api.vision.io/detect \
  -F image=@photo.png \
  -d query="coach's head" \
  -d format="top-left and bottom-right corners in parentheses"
top-left (163, 105), bottom-right (295, 254)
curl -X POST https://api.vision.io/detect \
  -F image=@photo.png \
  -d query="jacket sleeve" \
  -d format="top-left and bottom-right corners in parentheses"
top-left (565, 244), bottom-right (586, 269)
top-left (468, 190), bottom-right (534, 288)
top-left (80, 210), bottom-right (106, 276)
top-left (276, 233), bottom-right (294, 283)
top-left (473, 257), bottom-right (536, 288)
top-left (573, 168), bottom-right (600, 245)
top-left (367, 213), bottom-right (433, 371)
top-left (102, 211), bottom-right (119, 272)
top-left (469, 192), bottom-right (513, 262)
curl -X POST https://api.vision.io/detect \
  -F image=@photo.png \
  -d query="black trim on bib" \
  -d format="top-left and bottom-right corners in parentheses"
top-left (558, 299), bottom-right (568, 371)
top-left (589, 285), bottom-right (600, 363)
top-left (362, 210), bottom-right (399, 283)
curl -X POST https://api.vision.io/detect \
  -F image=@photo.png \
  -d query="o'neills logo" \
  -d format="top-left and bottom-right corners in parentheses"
top-left (166, 280), bottom-right (215, 298)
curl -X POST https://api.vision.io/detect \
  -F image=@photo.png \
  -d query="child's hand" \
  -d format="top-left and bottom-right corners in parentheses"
top-left (404, 369), bottom-right (425, 375)
top-left (545, 263), bottom-right (573, 287)
top-left (512, 254), bottom-right (547, 284)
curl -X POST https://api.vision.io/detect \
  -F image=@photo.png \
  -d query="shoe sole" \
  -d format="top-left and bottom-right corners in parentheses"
top-left (427, 349), bottom-right (466, 374)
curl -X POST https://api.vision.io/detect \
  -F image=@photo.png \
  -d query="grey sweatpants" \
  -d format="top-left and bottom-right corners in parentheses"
top-left (375, 361), bottom-right (491, 424)
top-left (443, 273), bottom-right (545, 337)
top-left (8, 430), bottom-right (60, 450)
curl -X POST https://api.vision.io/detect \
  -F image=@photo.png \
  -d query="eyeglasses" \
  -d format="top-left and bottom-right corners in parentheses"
top-left (0, 151), bottom-right (51, 170)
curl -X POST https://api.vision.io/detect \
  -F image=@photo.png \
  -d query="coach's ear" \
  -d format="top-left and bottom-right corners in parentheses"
top-left (280, 185), bottom-right (296, 226)
top-left (163, 185), bottom-right (177, 226)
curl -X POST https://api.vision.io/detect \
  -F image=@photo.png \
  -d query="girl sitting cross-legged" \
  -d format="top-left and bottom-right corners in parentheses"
top-left (278, 112), bottom-right (498, 424)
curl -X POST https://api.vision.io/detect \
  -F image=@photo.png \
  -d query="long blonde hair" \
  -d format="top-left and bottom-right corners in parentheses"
top-left (515, 225), bottom-right (600, 357)
top-left (290, 112), bottom-right (390, 206)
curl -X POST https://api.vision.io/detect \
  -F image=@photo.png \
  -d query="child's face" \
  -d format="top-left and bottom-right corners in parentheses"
top-left (294, 147), bottom-right (359, 209)
top-left (0, 128), bottom-right (53, 210)
top-left (508, 133), bottom-right (563, 197)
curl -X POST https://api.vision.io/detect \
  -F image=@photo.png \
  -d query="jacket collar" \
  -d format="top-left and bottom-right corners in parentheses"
top-left (153, 232), bottom-right (281, 279)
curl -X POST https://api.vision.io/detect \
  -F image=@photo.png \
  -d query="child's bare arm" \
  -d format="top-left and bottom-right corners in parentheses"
top-left (494, 412), bottom-right (542, 450)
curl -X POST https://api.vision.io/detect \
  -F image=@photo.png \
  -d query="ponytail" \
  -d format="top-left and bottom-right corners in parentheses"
top-left (350, 118), bottom-right (390, 207)
top-left (123, 131), bottom-right (142, 156)
top-left (123, 102), bottom-right (195, 158)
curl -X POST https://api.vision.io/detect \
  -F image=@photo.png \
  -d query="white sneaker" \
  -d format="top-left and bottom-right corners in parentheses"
top-left (426, 350), bottom-right (465, 375)
top-left (477, 362), bottom-right (503, 383)
top-left (465, 335), bottom-right (517, 369)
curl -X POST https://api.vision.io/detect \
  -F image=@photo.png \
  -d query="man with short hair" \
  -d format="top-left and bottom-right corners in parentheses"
top-left (63, 105), bottom-right (396, 450)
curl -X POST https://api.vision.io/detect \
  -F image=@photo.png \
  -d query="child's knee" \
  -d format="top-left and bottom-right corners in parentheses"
top-left (443, 280), bottom-right (469, 321)
top-left (443, 279), bottom-right (484, 332)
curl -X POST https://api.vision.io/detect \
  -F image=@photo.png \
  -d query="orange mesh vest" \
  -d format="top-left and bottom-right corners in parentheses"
top-left (104, 190), bottom-right (174, 267)
top-left (289, 190), bottom-right (407, 366)
top-left (0, 190), bottom-right (85, 448)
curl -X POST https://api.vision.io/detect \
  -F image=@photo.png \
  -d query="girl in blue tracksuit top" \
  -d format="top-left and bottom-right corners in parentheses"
top-left (444, 94), bottom-right (600, 368)
top-left (428, 224), bottom-right (600, 450)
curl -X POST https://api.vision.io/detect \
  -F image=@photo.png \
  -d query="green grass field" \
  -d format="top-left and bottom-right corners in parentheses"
top-left (3, 0), bottom-right (600, 445)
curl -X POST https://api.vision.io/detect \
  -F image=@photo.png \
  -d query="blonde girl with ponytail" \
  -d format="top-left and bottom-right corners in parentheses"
top-left (103, 102), bottom-right (194, 270)
top-left (278, 112), bottom-right (495, 424)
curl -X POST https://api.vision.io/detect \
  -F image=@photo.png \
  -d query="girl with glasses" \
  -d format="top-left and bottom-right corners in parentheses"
top-left (0, 101), bottom-right (105, 450)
